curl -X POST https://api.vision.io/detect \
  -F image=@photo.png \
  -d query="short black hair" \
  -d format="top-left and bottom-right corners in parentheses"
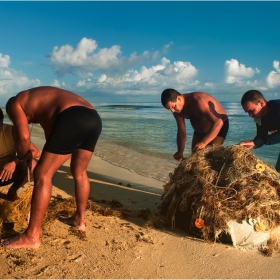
top-left (0, 108), bottom-right (4, 119)
top-left (161, 88), bottom-right (181, 107)
top-left (241, 90), bottom-right (266, 105)
top-left (5, 96), bottom-right (15, 115)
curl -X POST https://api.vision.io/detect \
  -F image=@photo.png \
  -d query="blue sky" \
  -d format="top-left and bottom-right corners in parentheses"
top-left (0, 1), bottom-right (280, 105)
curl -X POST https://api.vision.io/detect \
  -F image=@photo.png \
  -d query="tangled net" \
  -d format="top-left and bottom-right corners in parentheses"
top-left (0, 186), bottom-right (151, 238)
top-left (160, 145), bottom-right (280, 254)
top-left (0, 184), bottom-right (33, 235)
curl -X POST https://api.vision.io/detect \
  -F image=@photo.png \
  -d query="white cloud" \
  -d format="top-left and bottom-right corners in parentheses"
top-left (49, 38), bottom-right (202, 95)
top-left (0, 53), bottom-right (40, 98)
top-left (0, 53), bottom-right (10, 68)
top-left (51, 79), bottom-right (61, 87)
top-left (50, 37), bottom-right (160, 77)
top-left (162, 42), bottom-right (173, 54)
top-left (74, 57), bottom-right (199, 95)
top-left (98, 74), bottom-right (107, 83)
top-left (266, 60), bottom-right (280, 88)
top-left (224, 59), bottom-right (260, 84)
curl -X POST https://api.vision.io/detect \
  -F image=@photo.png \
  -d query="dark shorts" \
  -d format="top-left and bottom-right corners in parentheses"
top-left (193, 119), bottom-right (229, 139)
top-left (43, 106), bottom-right (102, 155)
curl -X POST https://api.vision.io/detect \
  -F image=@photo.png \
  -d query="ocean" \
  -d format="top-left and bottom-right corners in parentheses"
top-left (95, 102), bottom-right (280, 168)
top-left (2, 102), bottom-right (279, 169)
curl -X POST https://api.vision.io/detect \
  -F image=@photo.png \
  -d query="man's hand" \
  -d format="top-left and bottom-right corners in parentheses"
top-left (192, 141), bottom-right (207, 152)
top-left (238, 140), bottom-right (255, 149)
top-left (173, 151), bottom-right (183, 161)
top-left (0, 161), bottom-right (16, 182)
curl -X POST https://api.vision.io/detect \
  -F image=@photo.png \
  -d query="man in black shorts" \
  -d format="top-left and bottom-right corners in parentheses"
top-left (1, 86), bottom-right (102, 248)
top-left (193, 120), bottom-right (229, 140)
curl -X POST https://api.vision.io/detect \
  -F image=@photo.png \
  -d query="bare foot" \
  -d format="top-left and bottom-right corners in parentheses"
top-left (0, 233), bottom-right (40, 249)
top-left (58, 216), bottom-right (85, 231)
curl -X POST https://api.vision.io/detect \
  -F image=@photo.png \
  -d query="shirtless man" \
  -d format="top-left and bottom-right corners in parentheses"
top-left (161, 88), bottom-right (228, 160)
top-left (0, 108), bottom-right (40, 200)
top-left (1, 86), bottom-right (102, 248)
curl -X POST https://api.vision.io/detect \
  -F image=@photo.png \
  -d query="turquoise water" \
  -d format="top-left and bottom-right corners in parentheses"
top-left (2, 102), bottom-right (279, 167)
top-left (95, 102), bottom-right (280, 167)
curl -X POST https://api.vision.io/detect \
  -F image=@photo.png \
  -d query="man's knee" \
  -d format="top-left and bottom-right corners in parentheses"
top-left (33, 164), bottom-right (53, 184)
top-left (71, 169), bottom-right (88, 181)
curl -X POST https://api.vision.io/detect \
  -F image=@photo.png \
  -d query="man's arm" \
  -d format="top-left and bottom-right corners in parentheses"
top-left (173, 114), bottom-right (186, 160)
top-left (263, 102), bottom-right (280, 145)
top-left (238, 140), bottom-right (255, 149)
top-left (9, 100), bottom-right (31, 159)
top-left (193, 99), bottom-right (225, 150)
top-left (29, 142), bottom-right (40, 159)
top-left (239, 119), bottom-right (265, 149)
top-left (240, 101), bottom-right (280, 149)
top-left (0, 138), bottom-right (40, 183)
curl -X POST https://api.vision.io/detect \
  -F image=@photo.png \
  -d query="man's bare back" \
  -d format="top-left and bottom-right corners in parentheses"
top-left (2, 86), bottom-right (102, 248)
top-left (8, 86), bottom-right (94, 138)
top-left (177, 92), bottom-right (228, 133)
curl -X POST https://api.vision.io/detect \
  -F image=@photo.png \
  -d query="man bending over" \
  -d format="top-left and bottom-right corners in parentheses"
top-left (239, 89), bottom-right (280, 171)
top-left (1, 86), bottom-right (102, 248)
top-left (161, 88), bottom-right (229, 160)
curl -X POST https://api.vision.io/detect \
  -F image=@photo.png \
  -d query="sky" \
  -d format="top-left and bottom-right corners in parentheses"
top-left (0, 1), bottom-right (280, 105)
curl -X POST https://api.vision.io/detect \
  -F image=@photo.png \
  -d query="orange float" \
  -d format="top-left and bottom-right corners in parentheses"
top-left (195, 218), bottom-right (205, 228)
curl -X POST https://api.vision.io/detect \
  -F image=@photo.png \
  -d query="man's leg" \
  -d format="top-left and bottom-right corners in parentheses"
top-left (1, 151), bottom-right (71, 248)
top-left (59, 149), bottom-right (93, 230)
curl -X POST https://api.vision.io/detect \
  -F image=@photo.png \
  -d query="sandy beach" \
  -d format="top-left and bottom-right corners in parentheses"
top-left (1, 126), bottom-right (280, 279)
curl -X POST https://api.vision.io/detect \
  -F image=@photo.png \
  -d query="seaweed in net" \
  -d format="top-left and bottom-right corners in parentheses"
top-left (159, 145), bottom-right (280, 254)
top-left (0, 184), bottom-right (33, 234)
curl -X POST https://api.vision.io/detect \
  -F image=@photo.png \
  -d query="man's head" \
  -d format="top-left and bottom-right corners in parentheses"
top-left (161, 88), bottom-right (185, 113)
top-left (5, 96), bottom-right (15, 116)
top-left (241, 90), bottom-right (267, 118)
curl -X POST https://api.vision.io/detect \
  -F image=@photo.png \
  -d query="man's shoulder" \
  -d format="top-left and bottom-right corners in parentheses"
top-left (268, 99), bottom-right (280, 108)
top-left (189, 91), bottom-right (213, 100)
top-left (268, 99), bottom-right (280, 103)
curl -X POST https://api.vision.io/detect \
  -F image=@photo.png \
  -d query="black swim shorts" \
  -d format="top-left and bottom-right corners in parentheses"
top-left (43, 106), bottom-right (102, 155)
top-left (193, 119), bottom-right (229, 139)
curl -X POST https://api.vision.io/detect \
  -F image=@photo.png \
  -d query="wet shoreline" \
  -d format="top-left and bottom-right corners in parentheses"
top-left (29, 123), bottom-right (178, 183)
top-left (95, 139), bottom-right (178, 183)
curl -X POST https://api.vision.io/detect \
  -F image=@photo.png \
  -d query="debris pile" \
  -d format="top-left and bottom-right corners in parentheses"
top-left (159, 145), bottom-right (280, 255)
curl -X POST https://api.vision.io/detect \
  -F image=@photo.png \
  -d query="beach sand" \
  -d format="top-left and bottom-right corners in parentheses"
top-left (1, 126), bottom-right (280, 279)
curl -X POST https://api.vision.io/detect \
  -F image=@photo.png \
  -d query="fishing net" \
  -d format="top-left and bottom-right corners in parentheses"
top-left (0, 184), bottom-right (33, 235)
top-left (159, 145), bottom-right (280, 255)
top-left (0, 186), bottom-right (151, 237)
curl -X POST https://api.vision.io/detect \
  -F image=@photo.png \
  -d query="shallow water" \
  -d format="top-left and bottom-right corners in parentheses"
top-left (2, 101), bottom-right (280, 181)
top-left (95, 102), bottom-right (280, 167)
